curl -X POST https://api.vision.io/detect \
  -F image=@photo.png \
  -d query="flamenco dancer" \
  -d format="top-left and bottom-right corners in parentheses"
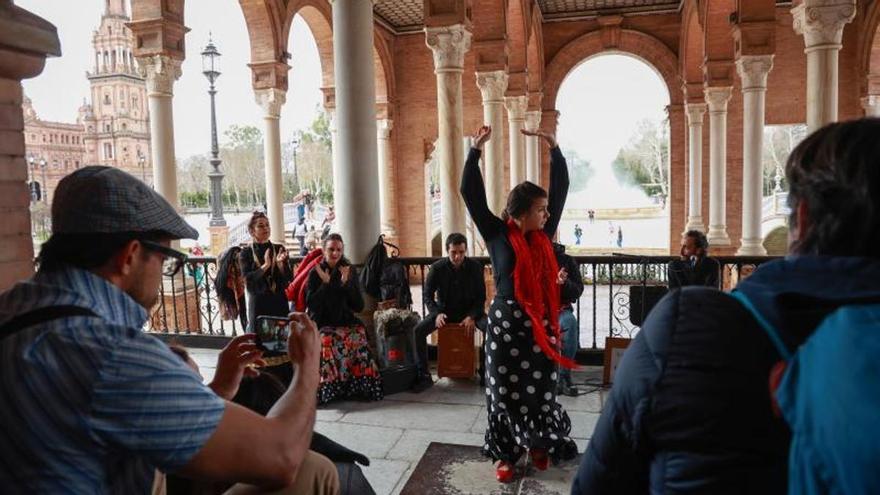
top-left (461, 125), bottom-right (579, 482)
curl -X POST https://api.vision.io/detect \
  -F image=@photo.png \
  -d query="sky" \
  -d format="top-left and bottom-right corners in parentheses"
top-left (18, 1), bottom-right (670, 199)
top-left (19, 0), bottom-right (323, 160)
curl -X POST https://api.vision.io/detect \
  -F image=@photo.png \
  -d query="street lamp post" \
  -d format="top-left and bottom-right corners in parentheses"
top-left (39, 158), bottom-right (47, 203)
top-left (291, 136), bottom-right (300, 194)
top-left (202, 36), bottom-right (226, 227)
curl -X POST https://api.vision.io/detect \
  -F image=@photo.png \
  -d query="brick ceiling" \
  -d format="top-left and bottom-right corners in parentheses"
top-left (373, 0), bottom-right (684, 33)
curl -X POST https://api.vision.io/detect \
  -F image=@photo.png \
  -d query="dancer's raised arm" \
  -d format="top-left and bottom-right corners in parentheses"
top-left (461, 126), bottom-right (504, 240)
top-left (522, 129), bottom-right (569, 237)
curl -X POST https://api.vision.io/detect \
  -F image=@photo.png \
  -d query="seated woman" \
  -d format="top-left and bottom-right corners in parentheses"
top-left (306, 234), bottom-right (383, 405)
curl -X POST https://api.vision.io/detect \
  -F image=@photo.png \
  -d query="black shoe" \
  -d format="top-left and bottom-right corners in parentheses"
top-left (557, 378), bottom-right (579, 397)
top-left (411, 374), bottom-right (434, 393)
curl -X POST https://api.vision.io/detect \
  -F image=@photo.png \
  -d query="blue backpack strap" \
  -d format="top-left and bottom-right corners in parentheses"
top-left (729, 291), bottom-right (793, 361)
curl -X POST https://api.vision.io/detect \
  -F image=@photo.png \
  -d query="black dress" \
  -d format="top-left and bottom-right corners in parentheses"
top-left (460, 146), bottom-right (578, 465)
top-left (238, 242), bottom-right (293, 330)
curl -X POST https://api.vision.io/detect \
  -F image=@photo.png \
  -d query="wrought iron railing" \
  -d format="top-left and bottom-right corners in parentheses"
top-left (148, 255), bottom-right (776, 350)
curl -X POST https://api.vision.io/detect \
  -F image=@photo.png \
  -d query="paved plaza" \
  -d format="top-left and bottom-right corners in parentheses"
top-left (189, 348), bottom-right (605, 495)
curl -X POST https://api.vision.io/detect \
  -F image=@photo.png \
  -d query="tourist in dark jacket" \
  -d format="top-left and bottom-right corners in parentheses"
top-left (573, 118), bottom-right (880, 494)
top-left (306, 233), bottom-right (383, 404)
top-left (554, 243), bottom-right (583, 397)
top-left (412, 232), bottom-right (487, 390)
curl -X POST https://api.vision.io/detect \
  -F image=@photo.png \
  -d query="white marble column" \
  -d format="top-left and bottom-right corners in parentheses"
top-left (255, 88), bottom-right (286, 244)
top-left (736, 55), bottom-right (774, 255)
top-left (505, 95), bottom-right (528, 188)
top-left (426, 24), bottom-right (471, 242)
top-left (793, 0), bottom-right (856, 132)
top-left (862, 95), bottom-right (880, 117)
top-left (332, 0), bottom-right (380, 261)
top-left (475, 70), bottom-right (508, 216)
top-left (705, 87), bottom-right (733, 246)
top-left (685, 103), bottom-right (706, 233)
top-left (376, 118), bottom-right (396, 237)
top-left (524, 110), bottom-right (542, 184)
top-left (138, 55), bottom-right (181, 207)
top-left (327, 109), bottom-right (340, 217)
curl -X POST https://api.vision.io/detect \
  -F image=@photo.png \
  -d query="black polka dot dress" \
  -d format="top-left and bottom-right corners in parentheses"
top-left (460, 144), bottom-right (577, 465)
top-left (481, 297), bottom-right (578, 464)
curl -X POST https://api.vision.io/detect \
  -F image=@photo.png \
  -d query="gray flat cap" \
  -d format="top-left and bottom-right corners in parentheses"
top-left (51, 166), bottom-right (198, 240)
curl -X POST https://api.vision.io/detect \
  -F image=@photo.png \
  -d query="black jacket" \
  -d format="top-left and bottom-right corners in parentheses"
top-left (306, 260), bottom-right (365, 328)
top-left (667, 257), bottom-right (720, 289)
top-left (554, 243), bottom-right (583, 308)
top-left (573, 256), bottom-right (880, 494)
top-left (422, 257), bottom-right (486, 322)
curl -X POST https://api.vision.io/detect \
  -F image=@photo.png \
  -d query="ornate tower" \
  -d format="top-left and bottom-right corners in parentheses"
top-left (83, 0), bottom-right (152, 183)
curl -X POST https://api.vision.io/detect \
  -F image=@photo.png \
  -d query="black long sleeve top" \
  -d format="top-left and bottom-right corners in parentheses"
top-left (554, 243), bottom-right (584, 308)
top-left (460, 146), bottom-right (569, 299)
top-left (422, 257), bottom-right (486, 322)
top-left (238, 242), bottom-right (293, 324)
top-left (667, 257), bottom-right (720, 290)
top-left (305, 260), bottom-right (365, 328)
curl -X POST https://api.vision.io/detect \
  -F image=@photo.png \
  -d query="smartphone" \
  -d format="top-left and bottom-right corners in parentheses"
top-left (255, 316), bottom-right (291, 354)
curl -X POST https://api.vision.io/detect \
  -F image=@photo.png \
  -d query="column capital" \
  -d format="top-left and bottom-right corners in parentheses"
top-left (476, 70), bottom-right (508, 103)
top-left (425, 24), bottom-right (472, 73)
top-left (254, 88), bottom-right (286, 118)
top-left (685, 103), bottom-right (707, 125)
top-left (704, 86), bottom-right (733, 113)
top-left (377, 118), bottom-right (393, 139)
top-left (504, 95), bottom-right (528, 120)
top-left (792, 1), bottom-right (856, 49)
top-left (524, 110), bottom-right (542, 131)
top-left (736, 55), bottom-right (774, 91)
top-left (137, 55), bottom-right (182, 96)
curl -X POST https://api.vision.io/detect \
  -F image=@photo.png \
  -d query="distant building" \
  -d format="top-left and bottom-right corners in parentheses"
top-left (23, 0), bottom-right (151, 204)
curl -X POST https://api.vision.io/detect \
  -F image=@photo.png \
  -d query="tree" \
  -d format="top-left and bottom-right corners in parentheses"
top-left (221, 124), bottom-right (265, 208)
top-left (612, 117), bottom-right (670, 203)
top-left (289, 109), bottom-right (334, 204)
top-left (562, 150), bottom-right (594, 193)
top-left (762, 124), bottom-right (806, 196)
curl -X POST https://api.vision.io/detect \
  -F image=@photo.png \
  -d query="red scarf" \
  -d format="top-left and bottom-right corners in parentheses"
top-left (285, 248), bottom-right (324, 311)
top-left (506, 219), bottom-right (577, 369)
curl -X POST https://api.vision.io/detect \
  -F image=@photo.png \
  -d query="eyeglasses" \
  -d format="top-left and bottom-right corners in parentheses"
top-left (140, 240), bottom-right (189, 277)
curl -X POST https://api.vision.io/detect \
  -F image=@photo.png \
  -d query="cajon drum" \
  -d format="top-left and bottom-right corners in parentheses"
top-left (437, 324), bottom-right (476, 379)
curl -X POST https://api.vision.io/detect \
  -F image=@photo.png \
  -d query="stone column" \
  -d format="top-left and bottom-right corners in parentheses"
top-left (255, 88), bottom-right (286, 244)
top-left (705, 87), bottom-right (732, 246)
top-left (524, 110), bottom-right (542, 184)
top-left (333, 0), bottom-right (380, 261)
top-left (426, 24), bottom-right (471, 242)
top-left (505, 95), bottom-right (528, 188)
top-left (862, 95), bottom-right (880, 117)
top-left (685, 103), bottom-right (706, 233)
top-left (475, 70), bottom-right (508, 216)
top-left (376, 118), bottom-right (397, 237)
top-left (792, 0), bottom-right (856, 132)
top-left (736, 55), bottom-right (774, 255)
top-left (139, 55), bottom-right (182, 207)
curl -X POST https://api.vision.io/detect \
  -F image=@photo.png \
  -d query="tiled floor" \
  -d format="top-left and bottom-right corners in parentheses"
top-left (189, 348), bottom-right (607, 495)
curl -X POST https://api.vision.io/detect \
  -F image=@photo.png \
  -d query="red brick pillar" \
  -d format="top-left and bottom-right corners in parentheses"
top-left (0, 3), bottom-right (60, 291)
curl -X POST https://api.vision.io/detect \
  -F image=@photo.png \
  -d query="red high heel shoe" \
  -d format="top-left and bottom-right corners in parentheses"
top-left (495, 461), bottom-right (516, 483)
top-left (530, 449), bottom-right (550, 471)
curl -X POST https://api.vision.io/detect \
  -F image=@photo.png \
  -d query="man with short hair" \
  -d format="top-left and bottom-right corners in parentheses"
top-left (412, 233), bottom-right (486, 391)
top-left (573, 119), bottom-right (880, 493)
top-left (0, 167), bottom-right (337, 494)
top-left (667, 230), bottom-right (720, 289)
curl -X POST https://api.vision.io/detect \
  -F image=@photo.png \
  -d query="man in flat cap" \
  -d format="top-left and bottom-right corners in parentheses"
top-left (0, 167), bottom-right (338, 494)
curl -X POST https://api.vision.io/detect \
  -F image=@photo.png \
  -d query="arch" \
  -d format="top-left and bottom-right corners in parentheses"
top-left (679, 0), bottom-right (705, 92)
top-left (507, 0), bottom-right (530, 84)
top-left (543, 29), bottom-right (682, 111)
top-left (283, 1), bottom-right (335, 89)
top-left (860, 0), bottom-right (880, 95)
top-left (526, 10), bottom-right (544, 95)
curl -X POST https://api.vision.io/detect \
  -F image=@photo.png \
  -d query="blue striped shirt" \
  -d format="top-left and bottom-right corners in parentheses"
top-left (0, 267), bottom-right (225, 494)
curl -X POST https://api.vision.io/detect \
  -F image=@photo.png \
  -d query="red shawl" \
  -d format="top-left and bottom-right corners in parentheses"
top-left (506, 219), bottom-right (577, 369)
top-left (285, 248), bottom-right (324, 312)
